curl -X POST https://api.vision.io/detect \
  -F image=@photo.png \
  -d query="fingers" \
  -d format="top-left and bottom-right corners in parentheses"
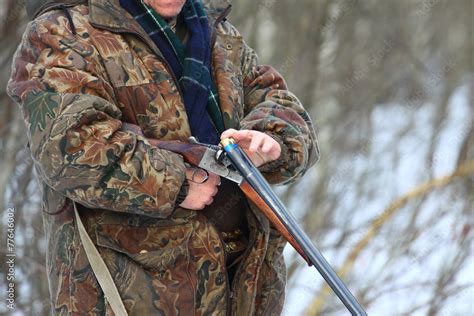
top-left (262, 137), bottom-right (281, 159)
top-left (204, 195), bottom-right (214, 206)
top-left (189, 168), bottom-right (208, 183)
top-left (206, 172), bottom-right (220, 200)
top-left (249, 133), bottom-right (265, 152)
top-left (241, 130), bottom-right (277, 155)
top-left (208, 172), bottom-right (220, 187)
top-left (221, 128), bottom-right (252, 142)
top-left (179, 169), bottom-right (221, 210)
top-left (198, 181), bottom-right (218, 207)
top-left (221, 129), bottom-right (272, 151)
top-left (220, 129), bottom-right (282, 165)
top-left (220, 128), bottom-right (237, 139)
top-left (261, 138), bottom-right (273, 153)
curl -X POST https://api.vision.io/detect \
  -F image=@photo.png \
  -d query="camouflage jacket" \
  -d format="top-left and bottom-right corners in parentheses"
top-left (7, 0), bottom-right (319, 315)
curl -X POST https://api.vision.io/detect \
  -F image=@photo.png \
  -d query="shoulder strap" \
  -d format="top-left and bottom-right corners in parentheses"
top-left (73, 201), bottom-right (128, 316)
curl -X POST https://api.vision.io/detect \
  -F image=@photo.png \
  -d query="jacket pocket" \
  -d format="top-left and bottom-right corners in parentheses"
top-left (103, 50), bottom-right (154, 87)
top-left (94, 222), bottom-right (193, 272)
top-left (215, 33), bottom-right (244, 66)
top-left (94, 222), bottom-right (198, 313)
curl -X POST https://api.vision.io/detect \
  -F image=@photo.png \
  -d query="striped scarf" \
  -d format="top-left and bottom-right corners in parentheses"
top-left (120, 0), bottom-right (224, 144)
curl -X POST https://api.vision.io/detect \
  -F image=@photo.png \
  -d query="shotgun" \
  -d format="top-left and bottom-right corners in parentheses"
top-left (149, 136), bottom-right (367, 316)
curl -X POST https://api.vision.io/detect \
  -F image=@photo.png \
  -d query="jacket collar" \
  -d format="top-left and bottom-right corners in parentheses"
top-left (88, 0), bottom-right (231, 33)
top-left (88, 0), bottom-right (139, 31)
top-left (28, 0), bottom-right (232, 34)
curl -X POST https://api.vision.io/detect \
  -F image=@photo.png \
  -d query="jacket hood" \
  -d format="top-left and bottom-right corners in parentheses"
top-left (26, 0), bottom-right (231, 20)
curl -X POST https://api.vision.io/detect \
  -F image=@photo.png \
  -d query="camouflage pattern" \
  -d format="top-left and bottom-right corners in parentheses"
top-left (7, 0), bottom-right (319, 315)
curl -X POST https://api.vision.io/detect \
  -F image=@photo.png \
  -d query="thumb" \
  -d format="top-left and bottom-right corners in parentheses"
top-left (220, 128), bottom-right (238, 140)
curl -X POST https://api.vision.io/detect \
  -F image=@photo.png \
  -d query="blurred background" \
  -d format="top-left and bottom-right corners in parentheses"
top-left (0, 0), bottom-right (472, 315)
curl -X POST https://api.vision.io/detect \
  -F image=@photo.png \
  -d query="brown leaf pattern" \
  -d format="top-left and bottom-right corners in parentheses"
top-left (7, 1), bottom-right (319, 315)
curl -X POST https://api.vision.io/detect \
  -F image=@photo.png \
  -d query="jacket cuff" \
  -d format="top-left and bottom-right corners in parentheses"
top-left (258, 132), bottom-right (290, 173)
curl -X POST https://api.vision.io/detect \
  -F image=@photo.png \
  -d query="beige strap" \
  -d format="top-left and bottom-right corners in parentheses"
top-left (73, 202), bottom-right (128, 316)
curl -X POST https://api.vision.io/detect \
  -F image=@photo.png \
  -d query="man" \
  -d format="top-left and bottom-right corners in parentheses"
top-left (8, 0), bottom-right (319, 314)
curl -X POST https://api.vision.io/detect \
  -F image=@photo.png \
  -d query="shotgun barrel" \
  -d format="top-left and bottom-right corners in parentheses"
top-left (220, 138), bottom-right (367, 316)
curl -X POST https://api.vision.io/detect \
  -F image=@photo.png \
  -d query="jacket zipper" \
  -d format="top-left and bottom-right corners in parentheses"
top-left (215, 226), bottom-right (233, 316)
top-left (211, 5), bottom-right (233, 48)
top-left (208, 205), bottom-right (257, 316)
top-left (230, 217), bottom-right (257, 315)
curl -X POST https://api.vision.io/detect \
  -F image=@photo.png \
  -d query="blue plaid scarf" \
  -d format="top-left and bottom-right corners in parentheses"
top-left (120, 0), bottom-right (224, 144)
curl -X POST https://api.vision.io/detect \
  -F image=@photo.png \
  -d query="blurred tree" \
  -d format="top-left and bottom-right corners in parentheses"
top-left (1, 0), bottom-right (51, 314)
top-left (231, 0), bottom-right (472, 315)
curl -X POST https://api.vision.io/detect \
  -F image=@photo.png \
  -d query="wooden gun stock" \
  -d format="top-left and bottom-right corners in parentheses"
top-left (239, 181), bottom-right (312, 265)
top-left (148, 139), bottom-right (207, 166)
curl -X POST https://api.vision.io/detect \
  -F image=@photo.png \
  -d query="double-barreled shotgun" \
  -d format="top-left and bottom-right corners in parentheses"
top-left (149, 136), bottom-right (367, 316)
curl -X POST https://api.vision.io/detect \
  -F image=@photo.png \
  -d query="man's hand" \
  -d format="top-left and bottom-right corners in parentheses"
top-left (220, 129), bottom-right (281, 167)
top-left (179, 168), bottom-right (221, 210)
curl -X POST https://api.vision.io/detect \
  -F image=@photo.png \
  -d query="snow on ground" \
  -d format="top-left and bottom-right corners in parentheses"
top-left (282, 85), bottom-right (473, 315)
